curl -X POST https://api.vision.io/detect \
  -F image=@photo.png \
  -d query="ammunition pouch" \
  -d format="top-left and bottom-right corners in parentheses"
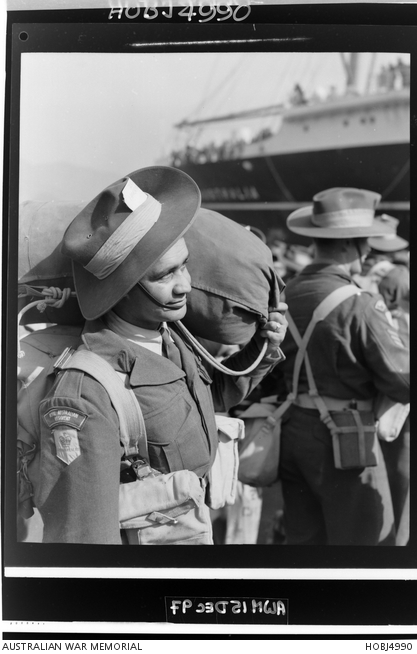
top-left (328, 408), bottom-right (378, 470)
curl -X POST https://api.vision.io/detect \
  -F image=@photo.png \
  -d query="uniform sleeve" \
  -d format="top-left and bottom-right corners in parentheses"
top-left (360, 296), bottom-right (409, 403)
top-left (209, 335), bottom-right (283, 412)
top-left (36, 372), bottom-right (124, 544)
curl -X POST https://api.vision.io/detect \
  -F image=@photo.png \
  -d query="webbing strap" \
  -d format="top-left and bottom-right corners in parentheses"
top-left (285, 285), bottom-right (361, 432)
top-left (288, 285), bottom-right (361, 395)
top-left (60, 349), bottom-right (148, 461)
top-left (350, 409), bottom-right (366, 465)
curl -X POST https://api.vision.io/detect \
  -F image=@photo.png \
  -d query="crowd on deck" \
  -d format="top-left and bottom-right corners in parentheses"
top-left (169, 60), bottom-right (410, 168)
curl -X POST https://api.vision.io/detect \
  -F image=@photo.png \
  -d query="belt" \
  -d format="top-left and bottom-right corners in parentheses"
top-left (295, 394), bottom-right (373, 411)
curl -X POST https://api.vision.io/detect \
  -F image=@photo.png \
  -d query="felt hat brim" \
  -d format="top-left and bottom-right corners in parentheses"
top-left (368, 234), bottom-right (409, 252)
top-left (70, 166), bottom-right (201, 320)
top-left (287, 205), bottom-right (395, 239)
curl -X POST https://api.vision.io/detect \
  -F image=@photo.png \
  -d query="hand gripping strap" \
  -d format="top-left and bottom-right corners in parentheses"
top-left (60, 349), bottom-right (148, 461)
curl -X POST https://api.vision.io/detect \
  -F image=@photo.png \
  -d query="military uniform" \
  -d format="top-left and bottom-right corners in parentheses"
top-left (278, 263), bottom-right (409, 545)
top-left (377, 263), bottom-right (410, 542)
top-left (18, 319), bottom-right (280, 543)
top-left (378, 264), bottom-right (409, 313)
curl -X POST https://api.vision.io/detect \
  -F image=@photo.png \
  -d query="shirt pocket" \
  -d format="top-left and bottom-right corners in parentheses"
top-left (146, 389), bottom-right (211, 475)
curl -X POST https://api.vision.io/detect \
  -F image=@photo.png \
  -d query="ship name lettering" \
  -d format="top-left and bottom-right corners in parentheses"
top-left (203, 185), bottom-right (259, 201)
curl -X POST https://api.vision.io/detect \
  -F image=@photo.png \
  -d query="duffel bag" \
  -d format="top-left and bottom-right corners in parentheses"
top-left (183, 207), bottom-right (283, 344)
top-left (18, 201), bottom-right (283, 344)
top-left (19, 200), bottom-right (86, 325)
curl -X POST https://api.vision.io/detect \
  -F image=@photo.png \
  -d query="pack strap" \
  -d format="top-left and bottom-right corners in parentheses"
top-left (175, 320), bottom-right (269, 376)
top-left (58, 348), bottom-right (148, 461)
top-left (286, 285), bottom-right (361, 435)
top-left (289, 284), bottom-right (361, 396)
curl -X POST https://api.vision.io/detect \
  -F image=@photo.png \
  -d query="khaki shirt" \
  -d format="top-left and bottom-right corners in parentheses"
top-left (18, 318), bottom-right (280, 543)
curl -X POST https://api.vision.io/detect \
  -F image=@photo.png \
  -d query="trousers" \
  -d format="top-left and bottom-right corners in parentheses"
top-left (379, 419), bottom-right (410, 545)
top-left (279, 405), bottom-right (396, 546)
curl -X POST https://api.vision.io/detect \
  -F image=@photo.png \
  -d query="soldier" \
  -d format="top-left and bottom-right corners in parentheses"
top-left (277, 187), bottom-right (409, 546)
top-left (17, 166), bottom-right (287, 544)
top-left (368, 216), bottom-right (410, 544)
top-left (368, 214), bottom-right (409, 317)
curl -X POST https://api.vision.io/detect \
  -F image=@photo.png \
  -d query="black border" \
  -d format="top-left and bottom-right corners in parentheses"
top-left (3, 578), bottom-right (417, 624)
top-left (3, 3), bottom-right (416, 626)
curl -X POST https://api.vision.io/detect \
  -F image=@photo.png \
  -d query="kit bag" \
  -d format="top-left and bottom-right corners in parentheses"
top-left (18, 200), bottom-right (86, 326)
top-left (18, 201), bottom-right (283, 344)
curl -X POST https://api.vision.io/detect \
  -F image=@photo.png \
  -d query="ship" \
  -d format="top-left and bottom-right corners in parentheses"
top-left (168, 53), bottom-right (410, 245)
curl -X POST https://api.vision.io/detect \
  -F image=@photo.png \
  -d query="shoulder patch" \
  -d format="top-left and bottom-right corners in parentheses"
top-left (43, 407), bottom-right (88, 430)
top-left (387, 329), bottom-right (405, 348)
top-left (53, 427), bottom-right (81, 465)
top-left (375, 299), bottom-right (388, 312)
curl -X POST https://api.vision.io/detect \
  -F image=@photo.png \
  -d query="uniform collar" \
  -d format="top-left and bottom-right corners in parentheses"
top-left (104, 310), bottom-right (164, 356)
top-left (300, 262), bottom-right (354, 284)
top-left (81, 318), bottom-right (185, 385)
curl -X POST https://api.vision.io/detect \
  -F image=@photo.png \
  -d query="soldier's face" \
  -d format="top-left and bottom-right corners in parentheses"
top-left (352, 238), bottom-right (371, 275)
top-left (114, 238), bottom-right (192, 329)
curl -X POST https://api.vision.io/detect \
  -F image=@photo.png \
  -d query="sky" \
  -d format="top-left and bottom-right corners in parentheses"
top-left (19, 51), bottom-right (409, 202)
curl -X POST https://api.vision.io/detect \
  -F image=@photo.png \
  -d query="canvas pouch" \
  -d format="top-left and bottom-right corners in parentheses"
top-left (206, 415), bottom-right (245, 510)
top-left (374, 393), bottom-right (410, 442)
top-left (122, 501), bottom-right (213, 545)
top-left (237, 402), bottom-right (283, 487)
top-left (329, 409), bottom-right (378, 470)
top-left (119, 467), bottom-right (211, 544)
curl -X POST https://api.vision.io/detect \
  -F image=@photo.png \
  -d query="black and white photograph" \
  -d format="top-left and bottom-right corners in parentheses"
top-left (3, 1), bottom-right (416, 632)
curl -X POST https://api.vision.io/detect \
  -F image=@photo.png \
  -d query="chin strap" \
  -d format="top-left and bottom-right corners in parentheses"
top-left (18, 285), bottom-right (270, 377)
top-left (136, 282), bottom-right (173, 309)
top-left (353, 239), bottom-right (367, 273)
top-left (136, 282), bottom-right (271, 376)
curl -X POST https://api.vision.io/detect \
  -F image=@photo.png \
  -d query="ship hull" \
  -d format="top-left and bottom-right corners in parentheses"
top-left (177, 142), bottom-right (409, 243)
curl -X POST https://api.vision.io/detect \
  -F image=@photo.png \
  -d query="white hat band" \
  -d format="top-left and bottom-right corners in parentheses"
top-left (85, 183), bottom-right (161, 280)
top-left (312, 208), bottom-right (374, 229)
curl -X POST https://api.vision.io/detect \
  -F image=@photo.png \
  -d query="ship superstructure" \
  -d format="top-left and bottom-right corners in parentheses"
top-left (169, 53), bottom-right (410, 243)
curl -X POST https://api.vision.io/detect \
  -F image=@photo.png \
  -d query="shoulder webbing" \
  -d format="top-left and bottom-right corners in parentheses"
top-left (59, 348), bottom-right (148, 461)
top-left (286, 284), bottom-right (361, 432)
top-left (287, 285), bottom-right (361, 397)
top-left (233, 286), bottom-right (362, 452)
